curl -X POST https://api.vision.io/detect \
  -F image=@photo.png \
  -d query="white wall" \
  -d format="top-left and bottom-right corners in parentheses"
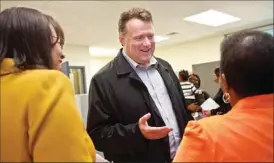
top-left (63, 44), bottom-right (113, 91)
top-left (63, 34), bottom-right (224, 90)
top-left (156, 35), bottom-right (224, 73)
top-left (154, 24), bottom-right (274, 74)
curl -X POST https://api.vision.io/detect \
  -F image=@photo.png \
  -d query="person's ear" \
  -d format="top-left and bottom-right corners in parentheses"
top-left (119, 34), bottom-right (125, 46)
top-left (220, 73), bottom-right (229, 93)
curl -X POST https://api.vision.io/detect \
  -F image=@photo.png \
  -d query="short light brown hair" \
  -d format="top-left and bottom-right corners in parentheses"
top-left (118, 7), bottom-right (153, 35)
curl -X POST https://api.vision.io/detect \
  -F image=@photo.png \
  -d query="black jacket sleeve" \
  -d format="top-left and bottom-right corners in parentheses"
top-left (86, 75), bottom-right (148, 156)
top-left (163, 61), bottom-right (194, 121)
top-left (211, 88), bottom-right (223, 115)
top-left (195, 90), bottom-right (211, 106)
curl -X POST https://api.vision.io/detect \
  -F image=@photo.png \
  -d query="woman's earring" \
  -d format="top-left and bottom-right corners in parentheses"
top-left (223, 93), bottom-right (230, 103)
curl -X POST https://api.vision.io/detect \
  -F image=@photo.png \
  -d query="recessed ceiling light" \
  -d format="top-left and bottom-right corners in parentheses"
top-left (155, 35), bottom-right (169, 42)
top-left (89, 47), bottom-right (118, 57)
top-left (184, 9), bottom-right (241, 27)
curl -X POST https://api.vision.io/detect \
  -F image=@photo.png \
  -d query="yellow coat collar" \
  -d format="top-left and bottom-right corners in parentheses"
top-left (0, 58), bottom-right (20, 76)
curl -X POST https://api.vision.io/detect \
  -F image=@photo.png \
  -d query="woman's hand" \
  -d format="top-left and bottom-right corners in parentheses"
top-left (187, 103), bottom-right (200, 112)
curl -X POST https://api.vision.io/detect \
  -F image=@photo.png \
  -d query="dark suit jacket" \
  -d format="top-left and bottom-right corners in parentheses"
top-left (87, 49), bottom-right (192, 163)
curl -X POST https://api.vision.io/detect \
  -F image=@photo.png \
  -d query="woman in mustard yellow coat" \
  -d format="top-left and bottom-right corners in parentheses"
top-left (0, 7), bottom-right (95, 162)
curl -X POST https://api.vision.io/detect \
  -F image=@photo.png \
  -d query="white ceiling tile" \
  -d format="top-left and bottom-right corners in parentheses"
top-left (1, 1), bottom-right (273, 48)
top-left (1, 1), bottom-right (49, 11)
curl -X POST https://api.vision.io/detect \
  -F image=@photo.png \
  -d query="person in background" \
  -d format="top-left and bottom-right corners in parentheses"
top-left (188, 73), bottom-right (210, 105)
top-left (179, 70), bottom-right (202, 105)
top-left (188, 73), bottom-right (211, 120)
top-left (178, 70), bottom-right (202, 119)
top-left (188, 73), bottom-right (200, 90)
top-left (174, 30), bottom-right (273, 162)
top-left (87, 7), bottom-right (192, 163)
top-left (0, 7), bottom-right (95, 162)
top-left (205, 67), bottom-right (231, 116)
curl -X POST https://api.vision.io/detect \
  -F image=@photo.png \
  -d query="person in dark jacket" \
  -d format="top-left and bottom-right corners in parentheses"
top-left (210, 67), bottom-right (231, 115)
top-left (86, 7), bottom-right (192, 163)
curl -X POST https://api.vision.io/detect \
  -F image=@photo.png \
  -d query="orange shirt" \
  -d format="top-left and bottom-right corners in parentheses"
top-left (174, 94), bottom-right (273, 162)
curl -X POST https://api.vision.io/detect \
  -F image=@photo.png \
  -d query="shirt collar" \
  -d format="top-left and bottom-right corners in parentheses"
top-left (232, 94), bottom-right (273, 111)
top-left (122, 48), bottom-right (158, 70)
top-left (0, 58), bottom-right (47, 76)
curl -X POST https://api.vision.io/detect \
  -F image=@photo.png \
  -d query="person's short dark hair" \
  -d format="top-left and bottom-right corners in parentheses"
top-left (220, 30), bottom-right (273, 97)
top-left (0, 7), bottom-right (54, 69)
top-left (179, 70), bottom-right (189, 81)
top-left (118, 7), bottom-right (153, 35)
top-left (214, 67), bottom-right (220, 77)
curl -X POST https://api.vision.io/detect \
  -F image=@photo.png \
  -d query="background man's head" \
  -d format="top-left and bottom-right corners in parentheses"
top-left (118, 7), bottom-right (155, 66)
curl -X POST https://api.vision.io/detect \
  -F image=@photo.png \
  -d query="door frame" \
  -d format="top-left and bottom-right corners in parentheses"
top-left (70, 66), bottom-right (87, 94)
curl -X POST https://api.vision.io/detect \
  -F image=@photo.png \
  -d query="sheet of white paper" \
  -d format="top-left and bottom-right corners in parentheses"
top-left (95, 153), bottom-right (109, 162)
top-left (201, 97), bottom-right (220, 111)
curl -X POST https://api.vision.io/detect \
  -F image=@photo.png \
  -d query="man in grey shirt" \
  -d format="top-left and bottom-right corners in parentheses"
top-left (87, 7), bottom-right (192, 163)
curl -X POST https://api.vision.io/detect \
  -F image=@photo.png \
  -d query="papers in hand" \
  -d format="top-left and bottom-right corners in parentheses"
top-left (201, 98), bottom-right (220, 111)
top-left (96, 153), bottom-right (109, 162)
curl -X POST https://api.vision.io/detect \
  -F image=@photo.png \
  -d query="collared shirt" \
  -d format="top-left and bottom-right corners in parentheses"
top-left (122, 50), bottom-right (180, 158)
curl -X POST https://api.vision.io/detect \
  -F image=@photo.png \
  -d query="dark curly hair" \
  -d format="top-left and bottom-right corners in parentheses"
top-left (178, 70), bottom-right (189, 81)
